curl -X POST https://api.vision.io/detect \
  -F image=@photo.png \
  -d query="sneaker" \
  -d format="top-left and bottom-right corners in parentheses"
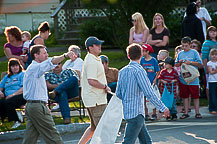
top-left (150, 114), bottom-right (157, 121)
top-left (16, 111), bottom-right (23, 123)
top-left (52, 104), bottom-right (60, 110)
top-left (64, 118), bottom-right (71, 124)
top-left (11, 121), bottom-right (21, 129)
top-left (145, 115), bottom-right (150, 121)
top-left (49, 91), bottom-right (56, 100)
top-left (171, 114), bottom-right (177, 120)
top-left (166, 116), bottom-right (171, 121)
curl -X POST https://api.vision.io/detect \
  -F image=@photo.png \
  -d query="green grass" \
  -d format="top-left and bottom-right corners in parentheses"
top-left (0, 115), bottom-right (90, 132)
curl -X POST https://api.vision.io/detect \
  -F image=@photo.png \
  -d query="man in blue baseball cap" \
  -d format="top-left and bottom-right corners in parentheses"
top-left (79, 36), bottom-right (111, 144)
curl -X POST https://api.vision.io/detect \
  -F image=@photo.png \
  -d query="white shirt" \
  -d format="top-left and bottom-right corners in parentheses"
top-left (81, 53), bottom-right (107, 107)
top-left (207, 61), bottom-right (217, 83)
top-left (23, 58), bottom-right (57, 102)
top-left (62, 58), bottom-right (84, 73)
top-left (22, 40), bottom-right (31, 52)
top-left (196, 7), bottom-right (212, 38)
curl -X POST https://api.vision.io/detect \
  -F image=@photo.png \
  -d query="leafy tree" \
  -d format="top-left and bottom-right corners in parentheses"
top-left (80, 0), bottom-right (182, 50)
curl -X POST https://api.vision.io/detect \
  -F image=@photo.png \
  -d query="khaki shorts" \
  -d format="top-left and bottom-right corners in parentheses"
top-left (87, 104), bottom-right (107, 131)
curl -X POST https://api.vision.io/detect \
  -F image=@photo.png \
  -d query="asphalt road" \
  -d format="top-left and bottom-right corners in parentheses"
top-left (2, 115), bottom-right (217, 144)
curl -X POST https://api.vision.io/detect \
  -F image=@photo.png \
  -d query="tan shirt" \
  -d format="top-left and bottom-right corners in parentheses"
top-left (81, 53), bottom-right (107, 107)
top-left (106, 67), bottom-right (119, 84)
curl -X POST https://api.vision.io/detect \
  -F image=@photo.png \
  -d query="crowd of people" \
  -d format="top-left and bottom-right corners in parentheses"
top-left (0, 0), bottom-right (216, 143)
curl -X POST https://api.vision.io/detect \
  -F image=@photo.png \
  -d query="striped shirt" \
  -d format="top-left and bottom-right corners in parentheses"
top-left (201, 40), bottom-right (217, 61)
top-left (116, 61), bottom-right (167, 120)
top-left (158, 68), bottom-right (179, 98)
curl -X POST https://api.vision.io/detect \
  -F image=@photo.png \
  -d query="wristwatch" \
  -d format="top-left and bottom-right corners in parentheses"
top-left (190, 61), bottom-right (192, 64)
top-left (64, 53), bottom-right (68, 58)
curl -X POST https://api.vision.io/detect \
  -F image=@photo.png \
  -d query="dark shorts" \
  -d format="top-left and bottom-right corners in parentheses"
top-left (179, 82), bottom-right (199, 99)
top-left (87, 104), bottom-right (107, 131)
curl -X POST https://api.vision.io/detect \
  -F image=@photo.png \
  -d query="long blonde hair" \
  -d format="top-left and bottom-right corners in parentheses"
top-left (132, 12), bottom-right (149, 34)
top-left (152, 13), bottom-right (167, 29)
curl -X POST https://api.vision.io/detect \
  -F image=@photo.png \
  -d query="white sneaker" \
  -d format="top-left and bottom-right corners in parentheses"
top-left (11, 121), bottom-right (21, 129)
top-left (16, 111), bottom-right (23, 123)
top-left (52, 104), bottom-right (60, 110)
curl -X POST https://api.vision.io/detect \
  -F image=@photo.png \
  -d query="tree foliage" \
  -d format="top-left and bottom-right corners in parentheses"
top-left (80, 0), bottom-right (181, 49)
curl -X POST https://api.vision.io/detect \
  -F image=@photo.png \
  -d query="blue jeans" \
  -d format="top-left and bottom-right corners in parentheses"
top-left (209, 82), bottom-right (217, 112)
top-left (54, 76), bottom-right (79, 119)
top-left (123, 114), bottom-right (152, 144)
top-left (170, 98), bottom-right (177, 115)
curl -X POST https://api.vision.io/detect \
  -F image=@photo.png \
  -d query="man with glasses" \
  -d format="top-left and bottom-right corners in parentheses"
top-left (45, 61), bottom-right (80, 124)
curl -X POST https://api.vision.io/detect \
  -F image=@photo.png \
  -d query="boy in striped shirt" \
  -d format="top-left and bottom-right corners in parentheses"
top-left (158, 57), bottom-right (179, 120)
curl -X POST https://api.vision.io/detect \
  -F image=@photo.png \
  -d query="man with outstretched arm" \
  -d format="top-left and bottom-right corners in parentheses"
top-left (22, 44), bottom-right (76, 144)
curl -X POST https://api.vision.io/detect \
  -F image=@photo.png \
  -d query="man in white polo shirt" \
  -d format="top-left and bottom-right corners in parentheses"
top-left (79, 37), bottom-right (111, 144)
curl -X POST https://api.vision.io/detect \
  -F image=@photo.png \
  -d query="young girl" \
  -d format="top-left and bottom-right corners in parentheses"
top-left (201, 26), bottom-right (217, 102)
top-left (207, 49), bottom-right (217, 114)
top-left (140, 44), bottom-right (160, 121)
top-left (129, 12), bottom-right (149, 45)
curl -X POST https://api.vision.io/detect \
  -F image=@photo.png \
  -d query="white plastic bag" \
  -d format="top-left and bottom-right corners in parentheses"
top-left (90, 93), bottom-right (123, 144)
top-left (146, 84), bottom-right (161, 109)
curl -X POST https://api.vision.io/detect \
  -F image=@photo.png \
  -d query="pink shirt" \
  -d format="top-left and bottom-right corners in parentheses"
top-left (4, 43), bottom-right (23, 56)
top-left (133, 32), bottom-right (144, 43)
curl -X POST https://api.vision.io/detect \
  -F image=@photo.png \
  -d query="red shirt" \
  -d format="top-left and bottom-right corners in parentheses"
top-left (158, 68), bottom-right (179, 98)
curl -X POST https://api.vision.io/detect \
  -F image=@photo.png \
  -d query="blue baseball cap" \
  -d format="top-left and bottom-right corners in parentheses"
top-left (85, 36), bottom-right (104, 49)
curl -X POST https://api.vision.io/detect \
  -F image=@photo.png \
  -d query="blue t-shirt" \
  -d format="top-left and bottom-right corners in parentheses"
top-left (0, 71), bottom-right (24, 96)
top-left (140, 57), bottom-right (160, 84)
top-left (175, 49), bottom-right (202, 85)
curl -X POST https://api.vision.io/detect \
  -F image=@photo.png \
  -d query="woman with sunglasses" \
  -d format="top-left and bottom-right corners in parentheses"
top-left (148, 13), bottom-right (170, 59)
top-left (129, 12), bottom-right (149, 45)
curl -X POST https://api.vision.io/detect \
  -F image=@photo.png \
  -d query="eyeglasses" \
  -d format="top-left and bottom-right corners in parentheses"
top-left (191, 45), bottom-right (197, 48)
top-left (131, 19), bottom-right (136, 22)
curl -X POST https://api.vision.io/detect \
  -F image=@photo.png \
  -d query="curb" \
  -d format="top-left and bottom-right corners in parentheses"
top-left (0, 123), bottom-right (89, 142)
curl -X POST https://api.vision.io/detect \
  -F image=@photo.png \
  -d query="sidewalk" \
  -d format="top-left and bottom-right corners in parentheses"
top-left (0, 105), bottom-right (215, 142)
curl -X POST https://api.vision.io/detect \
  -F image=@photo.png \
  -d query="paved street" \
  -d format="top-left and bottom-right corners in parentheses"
top-left (2, 115), bottom-right (217, 144)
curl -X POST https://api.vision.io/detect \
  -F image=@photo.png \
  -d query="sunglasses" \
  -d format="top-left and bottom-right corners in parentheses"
top-left (131, 19), bottom-right (136, 22)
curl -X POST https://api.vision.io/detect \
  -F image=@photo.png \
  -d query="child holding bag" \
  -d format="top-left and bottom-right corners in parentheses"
top-left (140, 44), bottom-right (160, 121)
top-left (158, 57), bottom-right (179, 120)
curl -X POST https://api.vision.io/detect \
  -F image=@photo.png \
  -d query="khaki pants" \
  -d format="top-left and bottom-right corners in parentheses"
top-left (87, 104), bottom-right (107, 131)
top-left (22, 102), bottom-right (63, 144)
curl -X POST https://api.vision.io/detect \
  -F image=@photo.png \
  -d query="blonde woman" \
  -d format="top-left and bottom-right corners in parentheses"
top-left (148, 13), bottom-right (170, 58)
top-left (129, 12), bottom-right (149, 45)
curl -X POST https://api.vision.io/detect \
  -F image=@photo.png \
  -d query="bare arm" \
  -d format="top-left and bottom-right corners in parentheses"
top-left (46, 81), bottom-right (59, 91)
top-left (51, 51), bottom-right (76, 65)
top-left (34, 38), bottom-right (45, 45)
top-left (4, 48), bottom-right (23, 60)
top-left (208, 66), bottom-right (217, 75)
top-left (129, 28), bottom-right (134, 44)
top-left (88, 79), bottom-right (111, 92)
top-left (203, 59), bottom-right (208, 74)
top-left (147, 34), bottom-right (162, 45)
top-left (140, 29), bottom-right (149, 45)
top-left (155, 36), bottom-right (169, 47)
top-left (0, 88), bottom-right (4, 98)
top-left (184, 60), bottom-right (203, 69)
top-left (6, 87), bottom-right (23, 99)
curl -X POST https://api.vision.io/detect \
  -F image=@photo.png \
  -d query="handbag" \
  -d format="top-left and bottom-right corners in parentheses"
top-left (146, 84), bottom-right (161, 109)
top-left (161, 82), bottom-right (174, 109)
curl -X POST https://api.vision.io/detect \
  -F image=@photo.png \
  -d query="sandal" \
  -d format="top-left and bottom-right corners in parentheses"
top-left (181, 108), bottom-right (191, 113)
top-left (180, 114), bottom-right (189, 119)
top-left (195, 113), bottom-right (202, 119)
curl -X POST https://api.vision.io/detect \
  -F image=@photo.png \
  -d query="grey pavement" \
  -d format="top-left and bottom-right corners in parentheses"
top-left (0, 106), bottom-right (215, 142)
